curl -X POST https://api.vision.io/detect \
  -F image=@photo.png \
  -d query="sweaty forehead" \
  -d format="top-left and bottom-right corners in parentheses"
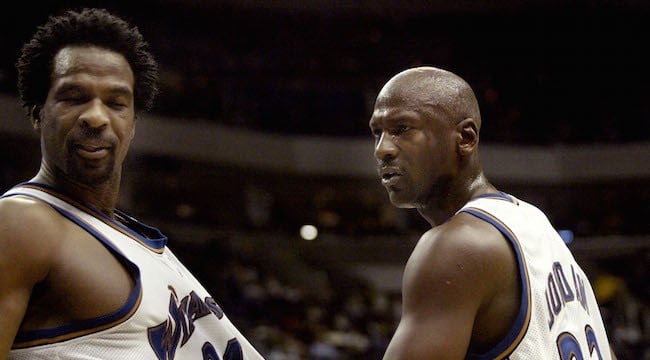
top-left (52, 46), bottom-right (134, 84)
top-left (375, 71), bottom-right (469, 124)
top-left (381, 72), bottom-right (462, 108)
top-left (371, 92), bottom-right (437, 129)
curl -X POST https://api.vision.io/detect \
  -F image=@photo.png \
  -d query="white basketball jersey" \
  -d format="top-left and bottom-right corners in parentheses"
top-left (458, 193), bottom-right (612, 360)
top-left (5, 183), bottom-right (264, 360)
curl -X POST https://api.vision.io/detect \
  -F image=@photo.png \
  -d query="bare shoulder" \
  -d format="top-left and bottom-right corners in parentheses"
top-left (0, 196), bottom-right (68, 355)
top-left (408, 212), bottom-right (512, 282)
top-left (0, 195), bottom-right (65, 282)
top-left (385, 212), bottom-right (519, 358)
top-left (403, 211), bottom-right (517, 313)
top-left (403, 212), bottom-right (521, 349)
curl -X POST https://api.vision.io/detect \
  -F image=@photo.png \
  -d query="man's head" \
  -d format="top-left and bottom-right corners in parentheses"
top-left (16, 8), bottom-right (159, 117)
top-left (369, 66), bottom-right (482, 209)
top-left (17, 8), bottom-right (159, 187)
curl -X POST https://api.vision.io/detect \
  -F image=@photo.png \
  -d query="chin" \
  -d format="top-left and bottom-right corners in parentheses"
top-left (388, 193), bottom-right (416, 209)
top-left (70, 165), bottom-right (116, 185)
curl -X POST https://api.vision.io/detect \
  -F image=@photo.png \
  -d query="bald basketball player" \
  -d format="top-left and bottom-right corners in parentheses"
top-left (369, 66), bottom-right (616, 359)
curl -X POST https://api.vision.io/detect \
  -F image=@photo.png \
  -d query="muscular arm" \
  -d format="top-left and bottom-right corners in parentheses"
top-left (383, 215), bottom-right (517, 359)
top-left (0, 198), bottom-right (56, 358)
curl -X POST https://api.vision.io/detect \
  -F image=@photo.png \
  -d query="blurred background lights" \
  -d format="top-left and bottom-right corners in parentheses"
top-left (300, 224), bottom-right (318, 241)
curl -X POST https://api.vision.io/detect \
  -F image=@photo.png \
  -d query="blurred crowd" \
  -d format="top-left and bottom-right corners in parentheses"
top-left (146, 5), bottom-right (650, 146)
top-left (169, 237), bottom-right (394, 359)
top-left (1, 2), bottom-right (649, 145)
top-left (170, 234), bottom-right (649, 359)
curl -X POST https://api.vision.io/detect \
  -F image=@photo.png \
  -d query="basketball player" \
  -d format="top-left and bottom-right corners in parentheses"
top-left (0, 8), bottom-right (264, 359)
top-left (369, 66), bottom-right (617, 359)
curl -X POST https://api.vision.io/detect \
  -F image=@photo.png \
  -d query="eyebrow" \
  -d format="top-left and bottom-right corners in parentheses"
top-left (375, 110), bottom-right (419, 123)
top-left (107, 85), bottom-right (133, 97)
top-left (54, 82), bottom-right (133, 97)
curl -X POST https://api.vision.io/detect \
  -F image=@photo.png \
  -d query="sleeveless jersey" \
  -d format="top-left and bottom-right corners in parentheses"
top-left (459, 193), bottom-right (612, 360)
top-left (4, 183), bottom-right (265, 360)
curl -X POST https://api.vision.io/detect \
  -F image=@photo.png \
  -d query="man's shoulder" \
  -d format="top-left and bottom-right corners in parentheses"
top-left (0, 194), bottom-right (67, 252)
top-left (402, 212), bottom-right (518, 318)
top-left (0, 193), bottom-right (70, 291)
top-left (420, 212), bottom-right (508, 253)
top-left (1, 193), bottom-right (58, 223)
top-left (408, 213), bottom-right (515, 284)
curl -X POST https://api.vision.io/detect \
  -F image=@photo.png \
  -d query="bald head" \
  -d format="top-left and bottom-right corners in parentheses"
top-left (375, 66), bottom-right (481, 130)
top-left (370, 66), bottom-right (493, 221)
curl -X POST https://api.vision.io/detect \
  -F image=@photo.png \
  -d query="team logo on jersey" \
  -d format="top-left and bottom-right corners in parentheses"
top-left (148, 286), bottom-right (225, 359)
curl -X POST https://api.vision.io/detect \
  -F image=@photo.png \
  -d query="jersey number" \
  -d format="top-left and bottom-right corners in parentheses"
top-left (202, 338), bottom-right (243, 360)
top-left (557, 325), bottom-right (603, 360)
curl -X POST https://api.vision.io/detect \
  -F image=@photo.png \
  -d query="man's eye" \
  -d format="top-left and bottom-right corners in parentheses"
top-left (109, 102), bottom-right (128, 109)
top-left (61, 97), bottom-right (85, 104)
top-left (105, 97), bottom-right (130, 109)
top-left (393, 125), bottom-right (410, 135)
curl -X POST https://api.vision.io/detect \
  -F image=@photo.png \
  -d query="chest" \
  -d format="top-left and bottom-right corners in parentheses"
top-left (21, 221), bottom-right (135, 331)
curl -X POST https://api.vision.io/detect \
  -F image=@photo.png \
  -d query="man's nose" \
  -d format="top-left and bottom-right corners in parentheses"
top-left (374, 132), bottom-right (398, 161)
top-left (78, 99), bottom-right (110, 129)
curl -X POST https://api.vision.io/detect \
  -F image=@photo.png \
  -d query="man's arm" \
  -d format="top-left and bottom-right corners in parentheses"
top-left (0, 198), bottom-right (55, 358)
top-left (383, 217), bottom-right (515, 359)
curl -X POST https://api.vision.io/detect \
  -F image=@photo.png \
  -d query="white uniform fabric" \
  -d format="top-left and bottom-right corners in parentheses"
top-left (460, 193), bottom-right (612, 360)
top-left (5, 183), bottom-right (264, 360)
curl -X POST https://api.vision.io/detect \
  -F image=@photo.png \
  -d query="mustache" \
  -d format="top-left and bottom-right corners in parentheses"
top-left (78, 125), bottom-right (106, 138)
top-left (68, 128), bottom-right (117, 149)
top-left (377, 158), bottom-right (400, 169)
top-left (377, 161), bottom-right (403, 177)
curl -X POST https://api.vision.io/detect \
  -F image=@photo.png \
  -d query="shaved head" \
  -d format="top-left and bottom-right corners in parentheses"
top-left (370, 66), bottom-right (489, 219)
top-left (376, 66), bottom-right (481, 130)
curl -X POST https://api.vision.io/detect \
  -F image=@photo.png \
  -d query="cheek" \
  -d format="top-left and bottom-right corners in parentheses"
top-left (116, 115), bottom-right (135, 139)
top-left (413, 141), bottom-right (453, 183)
top-left (115, 121), bottom-right (135, 157)
top-left (408, 148), bottom-right (438, 186)
top-left (42, 119), bottom-right (70, 148)
top-left (118, 132), bottom-right (133, 154)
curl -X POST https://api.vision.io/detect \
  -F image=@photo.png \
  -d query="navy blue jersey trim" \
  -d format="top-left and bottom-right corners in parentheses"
top-left (462, 208), bottom-right (530, 360)
top-left (6, 182), bottom-right (167, 250)
top-left (11, 199), bottom-right (143, 347)
top-left (13, 279), bottom-right (142, 347)
top-left (472, 192), bottom-right (518, 205)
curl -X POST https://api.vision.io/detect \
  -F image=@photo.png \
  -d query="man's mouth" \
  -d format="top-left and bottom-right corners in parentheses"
top-left (380, 167), bottom-right (402, 186)
top-left (73, 142), bottom-right (111, 159)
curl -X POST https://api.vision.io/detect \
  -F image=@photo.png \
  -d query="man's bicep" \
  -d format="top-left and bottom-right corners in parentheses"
top-left (383, 228), bottom-right (495, 359)
top-left (384, 263), bottom-right (479, 357)
top-left (383, 305), bottom-right (474, 360)
top-left (0, 283), bottom-right (32, 356)
top-left (0, 229), bottom-right (36, 357)
top-left (0, 200), bottom-right (57, 356)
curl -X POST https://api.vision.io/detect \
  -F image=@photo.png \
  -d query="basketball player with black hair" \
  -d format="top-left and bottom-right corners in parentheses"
top-left (369, 66), bottom-right (617, 359)
top-left (0, 8), bottom-right (263, 359)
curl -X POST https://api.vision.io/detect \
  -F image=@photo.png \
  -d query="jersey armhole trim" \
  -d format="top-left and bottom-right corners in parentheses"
top-left (462, 207), bottom-right (531, 360)
top-left (9, 197), bottom-right (144, 349)
top-left (12, 279), bottom-right (142, 348)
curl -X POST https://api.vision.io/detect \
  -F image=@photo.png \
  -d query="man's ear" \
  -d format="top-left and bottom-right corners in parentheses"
top-left (30, 105), bottom-right (41, 130)
top-left (456, 117), bottom-right (479, 156)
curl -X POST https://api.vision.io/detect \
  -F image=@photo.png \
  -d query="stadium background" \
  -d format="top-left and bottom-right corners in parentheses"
top-left (0, 1), bottom-right (648, 358)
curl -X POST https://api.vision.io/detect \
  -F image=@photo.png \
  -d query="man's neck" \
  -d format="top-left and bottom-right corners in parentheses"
top-left (31, 169), bottom-right (121, 219)
top-left (418, 172), bottom-right (497, 227)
